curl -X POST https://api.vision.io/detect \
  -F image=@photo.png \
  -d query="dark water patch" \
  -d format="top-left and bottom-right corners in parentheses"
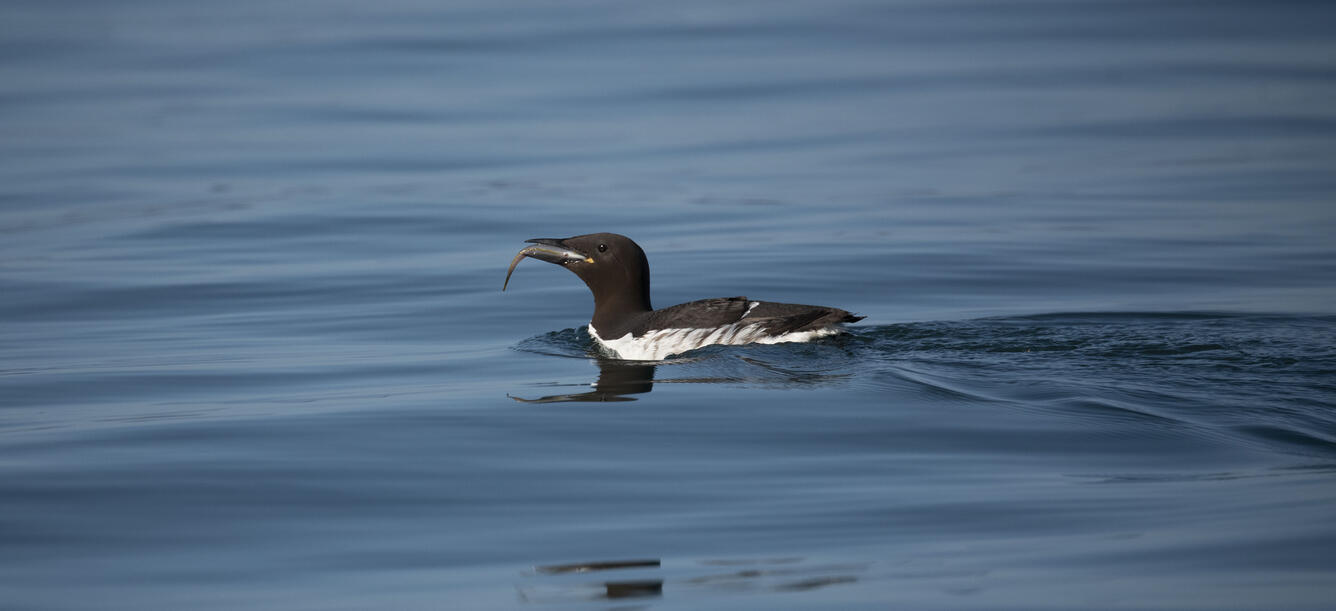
top-left (1234, 425), bottom-right (1336, 453)
top-left (1080, 463), bottom-right (1336, 485)
top-left (1028, 115), bottom-right (1336, 141)
top-left (124, 212), bottom-right (509, 243)
top-left (559, 61), bottom-right (1336, 109)
top-left (0, 194), bottom-right (250, 235)
top-left (1048, 397), bottom-right (1184, 427)
top-left (0, 276), bottom-right (443, 322)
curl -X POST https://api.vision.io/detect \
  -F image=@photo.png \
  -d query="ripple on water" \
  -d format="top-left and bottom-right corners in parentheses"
top-left (511, 313), bottom-right (1336, 461)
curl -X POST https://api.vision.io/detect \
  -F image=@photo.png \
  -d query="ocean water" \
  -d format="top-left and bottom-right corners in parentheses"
top-left (3, 1), bottom-right (1336, 609)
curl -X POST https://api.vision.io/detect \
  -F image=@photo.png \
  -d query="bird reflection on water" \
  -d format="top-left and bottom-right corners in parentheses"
top-left (516, 556), bottom-right (867, 604)
top-left (508, 358), bottom-right (657, 403)
top-left (508, 351), bottom-right (854, 403)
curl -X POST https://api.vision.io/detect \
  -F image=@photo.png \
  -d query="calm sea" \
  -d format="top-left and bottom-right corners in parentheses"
top-left (3, 1), bottom-right (1335, 609)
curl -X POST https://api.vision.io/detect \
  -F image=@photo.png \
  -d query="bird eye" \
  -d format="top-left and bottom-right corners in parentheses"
top-left (597, 243), bottom-right (607, 253)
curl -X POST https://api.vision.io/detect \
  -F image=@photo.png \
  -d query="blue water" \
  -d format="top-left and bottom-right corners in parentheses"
top-left (4, 1), bottom-right (1336, 609)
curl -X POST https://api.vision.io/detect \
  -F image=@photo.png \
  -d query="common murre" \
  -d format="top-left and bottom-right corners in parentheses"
top-left (503, 233), bottom-right (864, 360)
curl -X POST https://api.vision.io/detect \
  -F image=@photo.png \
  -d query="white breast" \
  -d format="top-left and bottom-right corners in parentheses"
top-left (588, 322), bottom-right (841, 361)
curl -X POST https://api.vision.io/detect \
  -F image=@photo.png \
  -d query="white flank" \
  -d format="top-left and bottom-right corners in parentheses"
top-left (589, 322), bottom-right (842, 361)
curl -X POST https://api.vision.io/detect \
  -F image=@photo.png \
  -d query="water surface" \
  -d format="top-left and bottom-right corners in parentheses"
top-left (3, 1), bottom-right (1336, 609)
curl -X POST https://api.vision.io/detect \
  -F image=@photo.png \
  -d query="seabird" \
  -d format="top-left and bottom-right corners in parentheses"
top-left (503, 233), bottom-right (864, 360)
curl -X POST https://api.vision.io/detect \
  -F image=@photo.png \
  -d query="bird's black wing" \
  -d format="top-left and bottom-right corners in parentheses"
top-left (640, 296), bottom-right (752, 332)
top-left (640, 297), bottom-right (863, 336)
top-left (746, 301), bottom-right (864, 335)
top-left (748, 300), bottom-right (860, 331)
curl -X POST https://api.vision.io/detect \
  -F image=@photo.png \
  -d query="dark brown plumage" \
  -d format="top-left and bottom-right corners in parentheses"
top-left (504, 233), bottom-right (863, 359)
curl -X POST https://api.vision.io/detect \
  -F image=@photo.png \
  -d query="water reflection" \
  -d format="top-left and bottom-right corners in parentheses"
top-left (509, 359), bottom-right (656, 403)
top-left (521, 558), bottom-right (664, 604)
top-left (517, 556), bottom-right (865, 604)
top-left (509, 348), bottom-right (858, 403)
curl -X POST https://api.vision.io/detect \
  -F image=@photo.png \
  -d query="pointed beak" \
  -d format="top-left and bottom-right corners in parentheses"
top-left (502, 238), bottom-right (594, 291)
